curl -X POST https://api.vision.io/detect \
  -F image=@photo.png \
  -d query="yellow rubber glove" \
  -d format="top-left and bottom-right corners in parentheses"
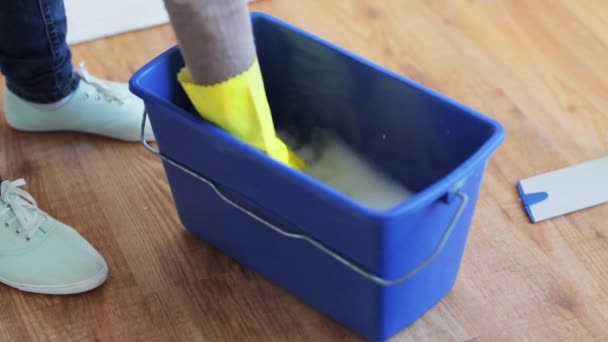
top-left (178, 60), bottom-right (305, 170)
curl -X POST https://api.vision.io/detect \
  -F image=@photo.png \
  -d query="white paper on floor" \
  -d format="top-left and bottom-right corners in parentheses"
top-left (284, 131), bottom-right (414, 211)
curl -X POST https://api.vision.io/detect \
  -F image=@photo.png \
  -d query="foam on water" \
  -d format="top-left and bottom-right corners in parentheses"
top-left (283, 131), bottom-right (414, 210)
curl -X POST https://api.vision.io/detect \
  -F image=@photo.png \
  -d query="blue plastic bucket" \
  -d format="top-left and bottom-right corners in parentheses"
top-left (130, 12), bottom-right (505, 341)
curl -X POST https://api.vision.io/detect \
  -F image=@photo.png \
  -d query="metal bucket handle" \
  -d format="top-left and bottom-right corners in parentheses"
top-left (141, 112), bottom-right (469, 286)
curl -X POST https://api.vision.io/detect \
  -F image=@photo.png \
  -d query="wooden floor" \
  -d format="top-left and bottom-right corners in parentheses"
top-left (1, 0), bottom-right (608, 341)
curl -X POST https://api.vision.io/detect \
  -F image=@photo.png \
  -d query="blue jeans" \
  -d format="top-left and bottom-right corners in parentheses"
top-left (0, 0), bottom-right (79, 103)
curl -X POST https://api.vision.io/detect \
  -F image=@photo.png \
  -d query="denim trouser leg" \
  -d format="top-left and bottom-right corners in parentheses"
top-left (0, 0), bottom-right (79, 103)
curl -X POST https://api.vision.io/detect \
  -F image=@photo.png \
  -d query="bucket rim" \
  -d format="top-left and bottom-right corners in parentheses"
top-left (129, 13), bottom-right (506, 220)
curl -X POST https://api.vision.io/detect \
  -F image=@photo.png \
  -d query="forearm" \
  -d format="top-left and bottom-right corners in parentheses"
top-left (163, 0), bottom-right (256, 85)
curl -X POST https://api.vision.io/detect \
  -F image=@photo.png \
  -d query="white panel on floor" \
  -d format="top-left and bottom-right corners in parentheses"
top-left (518, 156), bottom-right (608, 222)
top-left (64, 0), bottom-right (259, 45)
top-left (64, 0), bottom-right (169, 45)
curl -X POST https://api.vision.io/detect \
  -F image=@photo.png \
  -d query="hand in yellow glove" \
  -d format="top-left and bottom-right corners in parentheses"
top-left (178, 60), bottom-right (305, 170)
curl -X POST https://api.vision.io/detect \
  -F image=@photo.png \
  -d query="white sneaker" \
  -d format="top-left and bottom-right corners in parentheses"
top-left (4, 63), bottom-right (154, 142)
top-left (0, 179), bottom-right (108, 295)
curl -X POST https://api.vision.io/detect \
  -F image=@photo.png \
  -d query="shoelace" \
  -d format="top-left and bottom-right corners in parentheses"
top-left (78, 62), bottom-right (129, 104)
top-left (0, 179), bottom-right (47, 241)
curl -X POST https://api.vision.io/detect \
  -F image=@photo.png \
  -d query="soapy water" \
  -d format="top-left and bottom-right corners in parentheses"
top-left (280, 130), bottom-right (414, 210)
